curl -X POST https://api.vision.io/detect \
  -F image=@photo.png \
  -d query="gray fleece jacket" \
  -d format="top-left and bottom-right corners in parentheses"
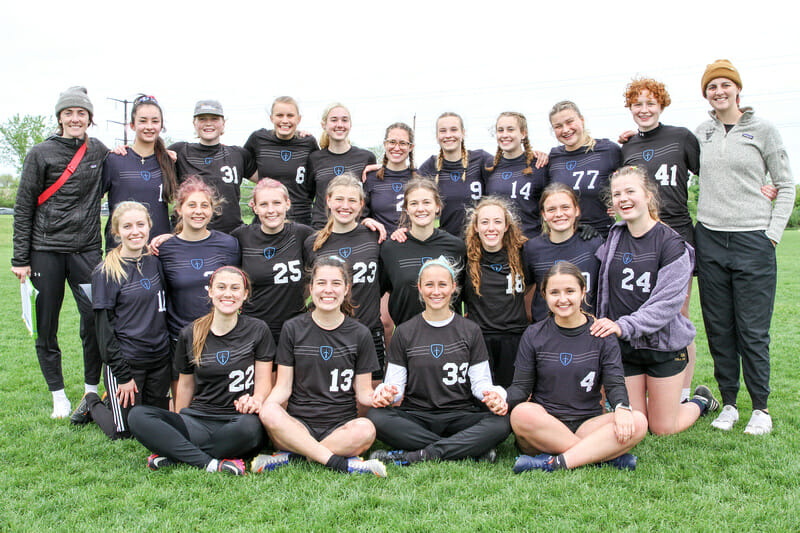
top-left (596, 222), bottom-right (696, 352)
top-left (695, 107), bottom-right (795, 243)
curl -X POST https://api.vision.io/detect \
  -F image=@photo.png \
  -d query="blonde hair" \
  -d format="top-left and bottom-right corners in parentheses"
top-left (101, 202), bottom-right (152, 284)
top-left (313, 173), bottom-right (364, 251)
top-left (435, 112), bottom-right (468, 182)
top-left (271, 95), bottom-right (299, 115)
top-left (609, 166), bottom-right (660, 220)
top-left (398, 177), bottom-right (442, 229)
top-left (548, 101), bottom-right (597, 152)
top-left (486, 112), bottom-right (535, 175)
top-left (319, 102), bottom-right (350, 150)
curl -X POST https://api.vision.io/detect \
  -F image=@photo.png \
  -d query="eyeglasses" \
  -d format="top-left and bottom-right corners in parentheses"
top-left (384, 139), bottom-right (412, 148)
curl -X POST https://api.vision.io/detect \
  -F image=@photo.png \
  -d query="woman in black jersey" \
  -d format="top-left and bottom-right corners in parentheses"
top-left (379, 177), bottom-right (466, 327)
top-left (128, 266), bottom-right (273, 476)
top-left (463, 196), bottom-right (529, 388)
top-left (253, 257), bottom-right (389, 477)
top-left (417, 112), bottom-right (492, 235)
top-left (523, 183), bottom-right (603, 323)
top-left (308, 103), bottom-right (377, 229)
top-left (70, 202), bottom-right (171, 440)
top-left (508, 262), bottom-right (647, 472)
top-left (245, 96), bottom-right (318, 225)
top-left (367, 256), bottom-right (510, 466)
top-left (305, 174), bottom-right (385, 382)
top-left (591, 166), bottom-right (718, 435)
top-left (232, 178), bottom-right (313, 346)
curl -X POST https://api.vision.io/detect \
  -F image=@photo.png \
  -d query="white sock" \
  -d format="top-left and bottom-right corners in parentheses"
top-left (206, 459), bottom-right (219, 472)
top-left (52, 389), bottom-right (69, 403)
top-left (85, 383), bottom-right (99, 395)
top-left (680, 388), bottom-right (691, 403)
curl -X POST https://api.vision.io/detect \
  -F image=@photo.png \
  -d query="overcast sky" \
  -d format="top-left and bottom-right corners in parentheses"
top-left (2, 1), bottom-right (798, 180)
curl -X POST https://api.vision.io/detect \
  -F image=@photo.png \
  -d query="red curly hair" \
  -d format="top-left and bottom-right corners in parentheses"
top-left (624, 78), bottom-right (671, 108)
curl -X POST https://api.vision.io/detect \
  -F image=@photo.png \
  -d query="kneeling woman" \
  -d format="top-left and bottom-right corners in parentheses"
top-left (509, 262), bottom-right (648, 472)
top-left (70, 202), bottom-right (171, 439)
top-left (367, 256), bottom-right (511, 466)
top-left (254, 256), bottom-right (388, 477)
top-left (128, 266), bottom-right (274, 475)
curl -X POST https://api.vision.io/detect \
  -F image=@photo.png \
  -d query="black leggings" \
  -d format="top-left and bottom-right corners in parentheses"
top-left (128, 406), bottom-right (267, 468)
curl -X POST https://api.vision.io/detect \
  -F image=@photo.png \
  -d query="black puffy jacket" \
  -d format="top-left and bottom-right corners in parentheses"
top-left (12, 135), bottom-right (108, 265)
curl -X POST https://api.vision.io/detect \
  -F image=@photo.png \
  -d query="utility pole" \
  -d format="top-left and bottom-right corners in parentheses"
top-left (107, 97), bottom-right (132, 145)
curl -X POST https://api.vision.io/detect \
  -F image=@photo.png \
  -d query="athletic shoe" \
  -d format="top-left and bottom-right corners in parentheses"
top-left (70, 393), bottom-right (96, 425)
top-left (51, 399), bottom-right (71, 419)
top-left (147, 454), bottom-right (174, 471)
top-left (101, 391), bottom-right (111, 409)
top-left (604, 453), bottom-right (637, 471)
top-left (346, 457), bottom-right (387, 477)
top-left (217, 458), bottom-right (246, 476)
top-left (251, 452), bottom-right (292, 473)
top-left (744, 410), bottom-right (772, 435)
top-left (513, 454), bottom-right (555, 473)
top-left (476, 448), bottom-right (498, 464)
top-left (711, 405), bottom-right (739, 431)
top-left (692, 385), bottom-right (720, 416)
top-left (369, 449), bottom-right (410, 466)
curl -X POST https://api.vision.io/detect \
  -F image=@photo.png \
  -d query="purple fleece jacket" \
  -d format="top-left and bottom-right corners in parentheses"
top-left (595, 222), bottom-right (696, 351)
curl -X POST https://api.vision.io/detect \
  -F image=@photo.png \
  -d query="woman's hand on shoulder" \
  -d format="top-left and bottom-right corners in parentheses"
top-left (390, 227), bottom-right (408, 243)
top-left (361, 217), bottom-right (387, 243)
top-left (532, 150), bottom-right (548, 168)
top-left (148, 233), bottom-right (174, 256)
top-left (589, 318), bottom-right (621, 338)
top-left (362, 164), bottom-right (381, 182)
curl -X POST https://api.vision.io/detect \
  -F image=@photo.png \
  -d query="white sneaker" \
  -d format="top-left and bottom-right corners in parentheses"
top-left (51, 398), bottom-right (72, 419)
top-left (711, 405), bottom-right (739, 430)
top-left (744, 410), bottom-right (772, 435)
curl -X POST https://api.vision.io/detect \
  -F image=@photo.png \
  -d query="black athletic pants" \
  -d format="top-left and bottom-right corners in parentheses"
top-left (128, 406), bottom-right (267, 468)
top-left (29, 250), bottom-right (102, 390)
top-left (367, 406), bottom-right (510, 460)
top-left (695, 224), bottom-right (775, 410)
top-left (483, 332), bottom-right (522, 389)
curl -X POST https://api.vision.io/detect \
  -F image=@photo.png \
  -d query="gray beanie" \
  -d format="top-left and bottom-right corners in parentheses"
top-left (55, 86), bottom-right (94, 117)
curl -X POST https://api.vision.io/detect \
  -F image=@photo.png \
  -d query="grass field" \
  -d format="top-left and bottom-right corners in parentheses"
top-left (1, 215), bottom-right (798, 532)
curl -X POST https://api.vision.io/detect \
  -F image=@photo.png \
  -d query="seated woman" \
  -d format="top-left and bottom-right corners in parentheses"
top-left (253, 256), bottom-right (388, 477)
top-left (128, 266), bottom-right (274, 475)
top-left (367, 256), bottom-right (510, 466)
top-left (508, 262), bottom-right (648, 472)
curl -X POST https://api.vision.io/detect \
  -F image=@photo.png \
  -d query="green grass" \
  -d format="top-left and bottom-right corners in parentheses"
top-left (1, 216), bottom-right (798, 531)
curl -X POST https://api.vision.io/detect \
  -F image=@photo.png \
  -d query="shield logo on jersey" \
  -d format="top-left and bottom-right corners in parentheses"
top-left (566, 161), bottom-right (577, 171)
top-left (140, 170), bottom-right (151, 181)
top-left (623, 253), bottom-right (633, 264)
top-left (334, 166), bottom-right (345, 176)
top-left (204, 157), bottom-right (214, 165)
top-left (450, 171), bottom-right (461, 182)
top-left (430, 344), bottom-right (444, 358)
top-left (501, 171), bottom-right (512, 180)
top-left (554, 259), bottom-right (564, 264)
top-left (392, 182), bottom-right (403, 193)
top-left (281, 150), bottom-right (292, 162)
top-left (490, 264), bottom-right (502, 272)
top-left (263, 247), bottom-right (275, 260)
top-left (643, 149), bottom-right (654, 162)
top-left (216, 351), bottom-right (230, 365)
top-left (140, 279), bottom-right (151, 290)
top-left (560, 352), bottom-right (573, 366)
top-left (320, 346), bottom-right (334, 361)
top-left (191, 258), bottom-right (203, 270)
top-left (339, 247), bottom-right (351, 259)
top-left (421, 257), bottom-right (432, 266)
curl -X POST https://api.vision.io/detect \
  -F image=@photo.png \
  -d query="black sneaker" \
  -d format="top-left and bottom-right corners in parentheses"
top-left (217, 458), bottom-right (246, 476)
top-left (147, 454), bottom-right (174, 471)
top-left (369, 449), bottom-right (411, 466)
top-left (692, 385), bottom-right (720, 416)
top-left (476, 448), bottom-right (498, 463)
top-left (70, 393), bottom-right (97, 425)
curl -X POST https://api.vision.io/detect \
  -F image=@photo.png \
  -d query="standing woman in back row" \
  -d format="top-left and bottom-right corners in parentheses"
top-left (694, 60), bottom-right (795, 435)
top-left (245, 96), bottom-right (319, 226)
top-left (12, 86), bottom-right (108, 418)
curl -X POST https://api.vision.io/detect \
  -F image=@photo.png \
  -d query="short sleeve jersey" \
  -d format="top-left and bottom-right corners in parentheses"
top-left (463, 248), bottom-right (528, 334)
top-left (92, 255), bottom-right (170, 364)
top-left (102, 151), bottom-right (171, 244)
top-left (232, 222), bottom-right (313, 336)
top-left (606, 222), bottom-right (685, 321)
top-left (363, 168), bottom-right (414, 234)
top-left (176, 315), bottom-right (275, 417)
top-left (157, 231), bottom-right (241, 337)
top-left (522, 233), bottom-right (603, 322)
top-left (418, 149), bottom-right (492, 236)
top-left (546, 139), bottom-right (621, 238)
top-left (308, 146), bottom-right (376, 229)
top-left (388, 314), bottom-right (489, 411)
top-left (485, 154), bottom-right (547, 238)
top-left (169, 141), bottom-right (257, 233)
top-left (304, 225), bottom-right (381, 330)
top-left (379, 228), bottom-right (467, 325)
top-left (277, 314), bottom-right (378, 426)
top-left (244, 129), bottom-right (319, 223)
top-left (620, 124), bottom-right (700, 228)
top-left (514, 316), bottom-right (625, 420)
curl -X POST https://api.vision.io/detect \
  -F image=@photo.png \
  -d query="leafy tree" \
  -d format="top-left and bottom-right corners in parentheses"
top-left (0, 114), bottom-right (55, 175)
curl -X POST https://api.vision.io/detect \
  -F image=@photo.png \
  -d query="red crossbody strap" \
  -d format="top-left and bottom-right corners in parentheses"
top-left (37, 141), bottom-right (88, 206)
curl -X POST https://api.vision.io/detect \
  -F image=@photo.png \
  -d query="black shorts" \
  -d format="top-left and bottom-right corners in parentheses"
top-left (620, 340), bottom-right (688, 378)
top-left (558, 416), bottom-right (594, 434)
top-left (295, 416), bottom-right (351, 442)
top-left (370, 327), bottom-right (386, 380)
